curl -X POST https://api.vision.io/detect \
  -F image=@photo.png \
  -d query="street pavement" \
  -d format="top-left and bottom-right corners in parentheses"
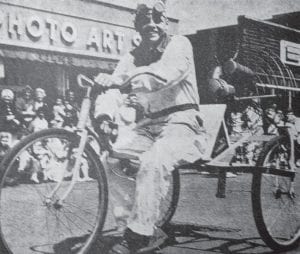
top-left (102, 170), bottom-right (300, 254)
top-left (1, 168), bottom-right (299, 254)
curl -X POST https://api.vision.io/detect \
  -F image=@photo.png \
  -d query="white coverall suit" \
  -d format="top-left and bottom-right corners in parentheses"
top-left (95, 34), bottom-right (208, 236)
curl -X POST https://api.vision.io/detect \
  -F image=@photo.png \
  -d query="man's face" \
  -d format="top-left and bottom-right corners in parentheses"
top-left (0, 132), bottom-right (11, 147)
top-left (136, 7), bottom-right (167, 44)
top-left (37, 112), bottom-right (45, 119)
top-left (56, 98), bottom-right (63, 105)
top-left (1, 94), bottom-right (13, 103)
top-left (35, 91), bottom-right (44, 101)
top-left (67, 92), bottom-right (75, 101)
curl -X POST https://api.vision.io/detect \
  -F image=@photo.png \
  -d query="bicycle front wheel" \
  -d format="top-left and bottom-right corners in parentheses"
top-left (0, 128), bottom-right (108, 254)
top-left (252, 135), bottom-right (300, 251)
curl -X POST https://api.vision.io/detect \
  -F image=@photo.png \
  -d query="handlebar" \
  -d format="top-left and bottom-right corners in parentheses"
top-left (77, 72), bottom-right (167, 92)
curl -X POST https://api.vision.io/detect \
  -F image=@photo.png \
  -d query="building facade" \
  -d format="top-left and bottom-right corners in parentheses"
top-left (0, 0), bottom-right (178, 100)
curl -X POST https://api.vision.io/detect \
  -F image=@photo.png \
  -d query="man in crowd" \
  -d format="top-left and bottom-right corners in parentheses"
top-left (15, 85), bottom-right (35, 127)
top-left (33, 88), bottom-right (51, 122)
top-left (0, 89), bottom-right (21, 135)
top-left (94, 0), bottom-right (208, 253)
top-left (63, 89), bottom-right (78, 129)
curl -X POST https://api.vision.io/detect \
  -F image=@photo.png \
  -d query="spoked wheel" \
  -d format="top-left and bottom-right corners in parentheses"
top-left (156, 169), bottom-right (180, 229)
top-left (0, 129), bottom-right (108, 254)
top-left (252, 135), bottom-right (300, 251)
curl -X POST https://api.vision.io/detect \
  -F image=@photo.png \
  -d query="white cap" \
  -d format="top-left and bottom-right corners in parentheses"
top-left (35, 88), bottom-right (46, 97)
top-left (1, 89), bottom-right (14, 100)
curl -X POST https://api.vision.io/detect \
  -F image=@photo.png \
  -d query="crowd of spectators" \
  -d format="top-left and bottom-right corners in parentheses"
top-left (0, 85), bottom-right (143, 184)
top-left (0, 86), bottom-right (79, 164)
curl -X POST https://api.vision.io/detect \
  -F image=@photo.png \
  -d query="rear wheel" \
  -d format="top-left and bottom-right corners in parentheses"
top-left (252, 135), bottom-right (300, 251)
top-left (156, 169), bottom-right (180, 229)
top-left (0, 128), bottom-right (108, 254)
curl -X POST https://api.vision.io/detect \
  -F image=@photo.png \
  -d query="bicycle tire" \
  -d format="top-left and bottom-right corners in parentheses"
top-left (156, 168), bottom-right (180, 229)
top-left (252, 135), bottom-right (300, 251)
top-left (0, 128), bottom-right (108, 254)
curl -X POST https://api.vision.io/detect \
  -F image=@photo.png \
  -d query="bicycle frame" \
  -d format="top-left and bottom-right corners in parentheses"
top-left (45, 72), bottom-right (169, 205)
top-left (46, 89), bottom-right (92, 205)
top-left (46, 73), bottom-right (298, 205)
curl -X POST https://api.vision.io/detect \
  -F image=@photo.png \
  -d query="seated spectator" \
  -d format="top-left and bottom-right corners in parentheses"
top-left (62, 103), bottom-right (78, 130)
top-left (0, 132), bottom-right (13, 162)
top-left (94, 90), bottom-right (141, 146)
top-left (0, 131), bottom-right (20, 186)
top-left (18, 140), bottom-right (93, 183)
top-left (242, 104), bottom-right (262, 130)
top-left (15, 85), bottom-right (35, 127)
top-left (33, 88), bottom-right (51, 121)
top-left (62, 90), bottom-right (79, 130)
top-left (28, 108), bottom-right (49, 133)
top-left (18, 144), bottom-right (46, 183)
top-left (65, 89), bottom-right (79, 110)
top-left (263, 103), bottom-right (284, 135)
top-left (51, 96), bottom-right (66, 128)
top-left (0, 89), bottom-right (21, 135)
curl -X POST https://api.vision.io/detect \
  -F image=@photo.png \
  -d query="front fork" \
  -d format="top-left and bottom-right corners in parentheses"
top-left (46, 91), bottom-right (92, 206)
top-left (46, 129), bottom-right (89, 206)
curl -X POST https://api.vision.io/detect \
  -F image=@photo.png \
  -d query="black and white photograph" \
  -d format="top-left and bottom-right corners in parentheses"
top-left (0, 0), bottom-right (299, 253)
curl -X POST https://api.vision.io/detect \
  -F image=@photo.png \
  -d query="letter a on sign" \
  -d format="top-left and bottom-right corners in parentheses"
top-left (87, 27), bottom-right (100, 50)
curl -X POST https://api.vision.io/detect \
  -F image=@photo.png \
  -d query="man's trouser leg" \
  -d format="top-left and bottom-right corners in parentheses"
top-left (127, 122), bottom-right (207, 236)
top-left (107, 127), bottom-right (154, 232)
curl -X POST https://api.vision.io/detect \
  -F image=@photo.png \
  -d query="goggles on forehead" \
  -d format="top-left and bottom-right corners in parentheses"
top-left (135, 2), bottom-right (166, 29)
top-left (136, 0), bottom-right (166, 14)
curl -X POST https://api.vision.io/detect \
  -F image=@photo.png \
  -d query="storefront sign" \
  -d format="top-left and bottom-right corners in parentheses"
top-left (280, 40), bottom-right (300, 66)
top-left (0, 6), bottom-right (140, 60)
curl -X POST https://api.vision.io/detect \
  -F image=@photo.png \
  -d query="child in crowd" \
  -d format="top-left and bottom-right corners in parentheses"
top-left (0, 132), bottom-right (12, 162)
top-left (28, 108), bottom-right (49, 133)
top-left (18, 142), bottom-right (47, 183)
top-left (18, 140), bottom-right (93, 183)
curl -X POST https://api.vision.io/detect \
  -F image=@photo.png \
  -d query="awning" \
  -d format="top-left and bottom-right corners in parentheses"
top-left (0, 47), bottom-right (118, 71)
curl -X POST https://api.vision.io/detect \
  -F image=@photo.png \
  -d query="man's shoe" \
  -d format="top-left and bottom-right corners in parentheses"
top-left (109, 227), bottom-right (169, 254)
top-left (137, 227), bottom-right (169, 253)
top-left (109, 228), bottom-right (150, 254)
top-left (109, 239), bottom-right (131, 254)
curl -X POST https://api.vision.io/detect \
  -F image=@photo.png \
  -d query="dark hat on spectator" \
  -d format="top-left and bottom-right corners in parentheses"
top-left (24, 85), bottom-right (33, 92)
top-left (22, 85), bottom-right (33, 96)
